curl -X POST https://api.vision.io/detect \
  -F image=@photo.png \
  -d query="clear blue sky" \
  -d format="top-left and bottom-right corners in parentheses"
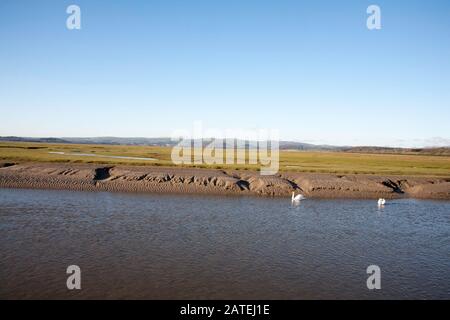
top-left (1, 0), bottom-right (449, 147)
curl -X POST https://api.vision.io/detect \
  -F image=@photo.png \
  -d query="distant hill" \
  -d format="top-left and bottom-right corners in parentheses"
top-left (341, 146), bottom-right (450, 156)
top-left (278, 141), bottom-right (342, 151)
top-left (0, 136), bottom-right (70, 144)
top-left (0, 136), bottom-right (174, 146)
top-left (0, 136), bottom-right (449, 155)
top-left (0, 136), bottom-right (335, 150)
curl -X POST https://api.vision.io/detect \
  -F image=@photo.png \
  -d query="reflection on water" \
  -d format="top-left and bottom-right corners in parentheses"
top-left (0, 188), bottom-right (449, 299)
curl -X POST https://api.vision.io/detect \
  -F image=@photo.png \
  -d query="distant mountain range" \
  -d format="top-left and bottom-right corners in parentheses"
top-left (0, 136), bottom-right (338, 150)
top-left (0, 136), bottom-right (449, 155)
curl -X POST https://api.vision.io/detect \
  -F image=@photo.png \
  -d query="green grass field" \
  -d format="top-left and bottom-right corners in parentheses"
top-left (1, 141), bottom-right (449, 177)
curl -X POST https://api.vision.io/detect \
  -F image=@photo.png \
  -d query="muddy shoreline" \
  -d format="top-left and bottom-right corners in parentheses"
top-left (0, 162), bottom-right (449, 200)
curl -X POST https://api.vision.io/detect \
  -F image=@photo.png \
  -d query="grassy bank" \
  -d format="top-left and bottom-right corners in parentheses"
top-left (1, 141), bottom-right (449, 177)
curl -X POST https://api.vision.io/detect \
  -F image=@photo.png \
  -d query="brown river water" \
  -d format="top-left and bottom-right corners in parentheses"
top-left (0, 188), bottom-right (449, 299)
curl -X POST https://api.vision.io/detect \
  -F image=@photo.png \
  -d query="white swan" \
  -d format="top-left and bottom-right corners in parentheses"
top-left (377, 198), bottom-right (386, 206)
top-left (292, 192), bottom-right (305, 202)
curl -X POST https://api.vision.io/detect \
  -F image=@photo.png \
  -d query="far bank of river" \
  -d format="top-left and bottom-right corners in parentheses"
top-left (0, 162), bottom-right (449, 200)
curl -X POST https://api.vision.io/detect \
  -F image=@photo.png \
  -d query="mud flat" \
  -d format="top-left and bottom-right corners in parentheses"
top-left (0, 162), bottom-right (449, 200)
